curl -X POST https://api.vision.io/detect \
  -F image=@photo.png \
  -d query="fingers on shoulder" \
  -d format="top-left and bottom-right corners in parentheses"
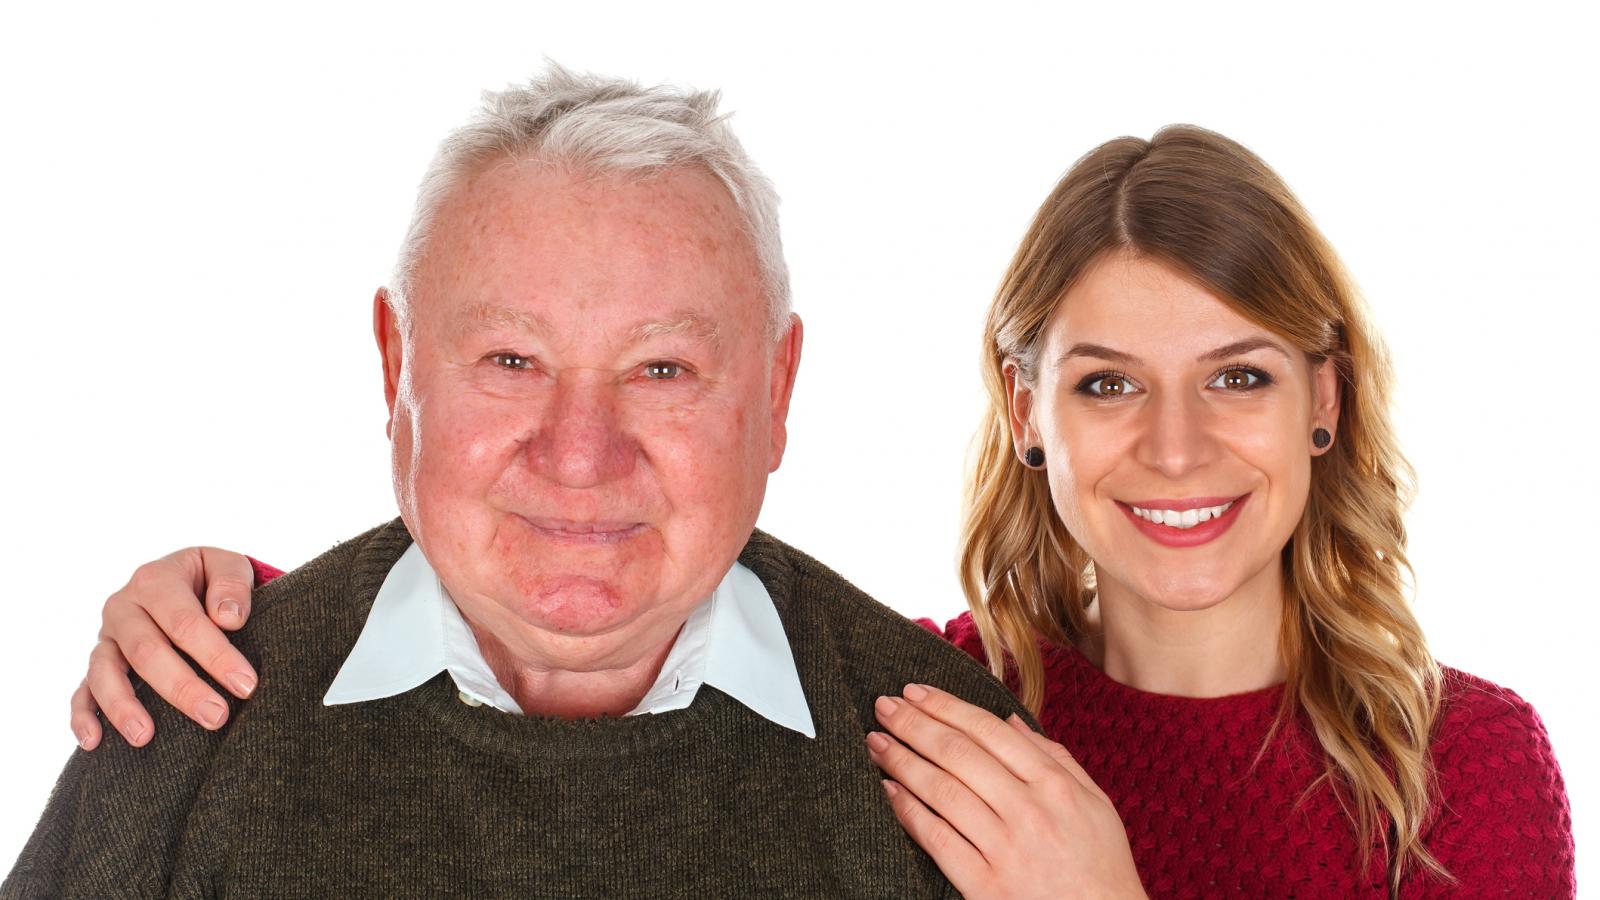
top-left (881, 780), bottom-right (990, 886)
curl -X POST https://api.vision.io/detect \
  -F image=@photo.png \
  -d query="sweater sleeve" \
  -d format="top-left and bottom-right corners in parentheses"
top-left (1410, 676), bottom-right (1575, 898)
top-left (249, 556), bottom-right (284, 586)
top-left (1, 678), bottom-right (233, 898)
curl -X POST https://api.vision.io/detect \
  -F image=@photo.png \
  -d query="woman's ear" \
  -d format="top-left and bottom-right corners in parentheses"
top-left (1310, 357), bottom-right (1343, 456)
top-left (1004, 359), bottom-right (1036, 463)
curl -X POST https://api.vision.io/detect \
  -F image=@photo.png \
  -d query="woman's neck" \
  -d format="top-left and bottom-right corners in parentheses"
top-left (1084, 562), bottom-right (1287, 698)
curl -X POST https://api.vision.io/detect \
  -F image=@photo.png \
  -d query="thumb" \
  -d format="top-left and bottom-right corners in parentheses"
top-left (199, 547), bottom-right (259, 631)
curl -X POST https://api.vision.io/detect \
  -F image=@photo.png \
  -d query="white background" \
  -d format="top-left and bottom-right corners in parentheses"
top-left (2, 0), bottom-right (1594, 887)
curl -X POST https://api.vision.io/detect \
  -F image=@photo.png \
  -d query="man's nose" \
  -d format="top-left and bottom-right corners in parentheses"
top-left (527, 374), bottom-right (636, 488)
top-left (1131, 390), bottom-right (1219, 481)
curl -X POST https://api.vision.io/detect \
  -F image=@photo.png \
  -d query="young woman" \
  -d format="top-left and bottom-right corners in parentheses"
top-left (65, 127), bottom-right (1574, 897)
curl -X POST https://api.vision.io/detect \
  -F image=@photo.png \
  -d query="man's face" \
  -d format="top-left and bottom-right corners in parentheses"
top-left (376, 162), bottom-right (801, 673)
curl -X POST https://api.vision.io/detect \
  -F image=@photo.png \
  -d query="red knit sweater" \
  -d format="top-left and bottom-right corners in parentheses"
top-left (247, 562), bottom-right (1572, 895)
top-left (928, 612), bottom-right (1576, 898)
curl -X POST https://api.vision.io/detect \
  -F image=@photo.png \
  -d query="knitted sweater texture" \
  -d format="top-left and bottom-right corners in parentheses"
top-left (5, 521), bottom-right (1034, 899)
top-left (936, 612), bottom-right (1577, 898)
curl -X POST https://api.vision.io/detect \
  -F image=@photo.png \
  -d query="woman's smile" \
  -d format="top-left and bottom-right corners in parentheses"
top-left (1115, 494), bottom-right (1249, 548)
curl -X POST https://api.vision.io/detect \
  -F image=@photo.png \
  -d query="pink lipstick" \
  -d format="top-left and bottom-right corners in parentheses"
top-left (1117, 494), bottom-right (1249, 548)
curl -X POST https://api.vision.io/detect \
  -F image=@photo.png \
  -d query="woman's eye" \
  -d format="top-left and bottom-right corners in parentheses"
top-left (643, 361), bottom-right (684, 381)
top-left (1210, 367), bottom-right (1263, 390)
top-left (1081, 374), bottom-right (1133, 397)
top-left (491, 353), bottom-right (534, 370)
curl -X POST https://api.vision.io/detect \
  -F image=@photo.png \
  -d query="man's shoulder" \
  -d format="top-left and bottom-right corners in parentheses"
top-left (233, 518), bottom-right (414, 682)
top-left (739, 530), bottom-right (1032, 726)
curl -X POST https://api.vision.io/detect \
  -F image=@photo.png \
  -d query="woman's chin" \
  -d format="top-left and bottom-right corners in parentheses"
top-left (1130, 576), bottom-right (1236, 613)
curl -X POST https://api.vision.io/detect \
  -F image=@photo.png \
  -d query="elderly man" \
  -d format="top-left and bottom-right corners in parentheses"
top-left (5, 68), bottom-right (1025, 897)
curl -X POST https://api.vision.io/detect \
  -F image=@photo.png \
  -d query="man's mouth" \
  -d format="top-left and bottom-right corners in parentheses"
top-left (523, 518), bottom-right (646, 544)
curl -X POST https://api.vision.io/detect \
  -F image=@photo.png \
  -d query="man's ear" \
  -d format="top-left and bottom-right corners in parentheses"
top-left (767, 314), bottom-right (804, 472)
top-left (1310, 356), bottom-right (1343, 456)
top-left (373, 288), bottom-right (404, 439)
top-left (1004, 359), bottom-right (1036, 463)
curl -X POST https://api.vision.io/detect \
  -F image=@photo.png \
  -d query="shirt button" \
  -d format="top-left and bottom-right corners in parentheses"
top-left (457, 690), bottom-right (484, 707)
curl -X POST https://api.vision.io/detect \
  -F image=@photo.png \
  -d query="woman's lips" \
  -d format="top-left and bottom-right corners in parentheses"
top-left (1116, 494), bottom-right (1250, 548)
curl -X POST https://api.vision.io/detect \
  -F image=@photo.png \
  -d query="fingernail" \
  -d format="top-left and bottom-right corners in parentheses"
top-left (227, 672), bottom-right (256, 698)
top-left (903, 683), bottom-right (930, 702)
top-left (874, 696), bottom-right (901, 718)
top-left (881, 779), bottom-right (901, 799)
top-left (198, 700), bottom-right (227, 729)
top-left (73, 726), bottom-right (91, 749)
top-left (217, 600), bottom-right (241, 622)
top-left (866, 731), bottom-right (891, 753)
top-left (125, 719), bottom-right (148, 744)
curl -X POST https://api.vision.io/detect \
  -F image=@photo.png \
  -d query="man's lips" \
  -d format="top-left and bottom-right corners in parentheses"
top-left (521, 517), bottom-right (647, 544)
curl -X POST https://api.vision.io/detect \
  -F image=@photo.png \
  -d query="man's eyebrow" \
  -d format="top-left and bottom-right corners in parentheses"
top-left (454, 303), bottom-right (553, 338)
top-left (626, 311), bottom-right (723, 348)
top-left (1198, 337), bottom-right (1294, 363)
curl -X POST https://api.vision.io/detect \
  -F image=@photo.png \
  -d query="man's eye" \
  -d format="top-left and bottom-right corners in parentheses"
top-left (1076, 373), bottom-right (1135, 397)
top-left (491, 353), bottom-right (533, 370)
top-left (1209, 367), bottom-right (1268, 390)
top-left (643, 361), bottom-right (683, 380)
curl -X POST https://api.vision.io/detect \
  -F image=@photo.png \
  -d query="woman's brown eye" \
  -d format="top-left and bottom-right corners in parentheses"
top-left (1074, 372), bottom-right (1137, 398)
top-left (1211, 368), bottom-right (1260, 390)
top-left (644, 361), bottom-right (683, 380)
top-left (493, 353), bottom-right (532, 370)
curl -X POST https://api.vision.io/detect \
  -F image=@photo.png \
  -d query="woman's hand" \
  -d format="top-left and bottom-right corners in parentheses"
top-left (868, 683), bottom-right (1146, 899)
top-left (69, 547), bottom-right (258, 749)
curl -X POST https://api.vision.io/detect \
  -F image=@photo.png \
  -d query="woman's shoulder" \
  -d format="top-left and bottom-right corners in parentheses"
top-left (924, 611), bottom-right (986, 662)
top-left (1421, 665), bottom-right (1575, 894)
top-left (1429, 664), bottom-right (1568, 798)
top-left (1432, 665), bottom-right (1556, 758)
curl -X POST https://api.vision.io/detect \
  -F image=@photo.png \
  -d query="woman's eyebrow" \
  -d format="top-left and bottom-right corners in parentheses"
top-left (1059, 337), bottom-right (1293, 367)
top-left (1198, 338), bottom-right (1294, 362)
top-left (1059, 343), bottom-right (1141, 366)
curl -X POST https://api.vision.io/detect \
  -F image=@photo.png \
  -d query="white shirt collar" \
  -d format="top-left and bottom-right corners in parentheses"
top-left (324, 543), bottom-right (815, 739)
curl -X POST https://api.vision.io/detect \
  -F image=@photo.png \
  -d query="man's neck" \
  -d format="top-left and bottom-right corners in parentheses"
top-left (469, 622), bottom-right (682, 718)
top-left (1086, 564), bottom-right (1286, 699)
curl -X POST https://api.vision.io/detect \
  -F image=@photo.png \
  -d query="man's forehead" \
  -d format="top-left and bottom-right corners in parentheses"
top-left (413, 165), bottom-right (762, 318)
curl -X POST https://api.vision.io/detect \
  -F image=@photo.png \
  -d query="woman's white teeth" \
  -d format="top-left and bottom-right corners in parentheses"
top-left (1130, 501), bottom-right (1233, 529)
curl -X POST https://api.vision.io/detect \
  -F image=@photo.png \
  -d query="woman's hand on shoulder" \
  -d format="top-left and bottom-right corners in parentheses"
top-left (868, 683), bottom-right (1146, 899)
top-left (69, 547), bottom-right (258, 750)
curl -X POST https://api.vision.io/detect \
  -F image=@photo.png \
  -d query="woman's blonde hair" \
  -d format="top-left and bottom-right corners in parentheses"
top-left (960, 125), bottom-right (1444, 893)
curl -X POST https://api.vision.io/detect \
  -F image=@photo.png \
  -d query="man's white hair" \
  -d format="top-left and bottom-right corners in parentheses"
top-left (389, 64), bottom-right (791, 337)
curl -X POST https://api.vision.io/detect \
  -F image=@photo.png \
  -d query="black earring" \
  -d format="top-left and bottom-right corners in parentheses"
top-left (1023, 447), bottom-right (1045, 468)
top-left (1312, 427), bottom-right (1332, 450)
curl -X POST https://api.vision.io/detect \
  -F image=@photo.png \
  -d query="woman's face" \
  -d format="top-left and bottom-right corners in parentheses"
top-left (1009, 250), bottom-right (1340, 612)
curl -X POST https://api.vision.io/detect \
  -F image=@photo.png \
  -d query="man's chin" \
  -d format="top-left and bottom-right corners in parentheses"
top-left (505, 575), bottom-right (636, 635)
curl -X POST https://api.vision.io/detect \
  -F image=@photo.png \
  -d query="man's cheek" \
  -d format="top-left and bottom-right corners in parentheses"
top-left (423, 403), bottom-right (525, 476)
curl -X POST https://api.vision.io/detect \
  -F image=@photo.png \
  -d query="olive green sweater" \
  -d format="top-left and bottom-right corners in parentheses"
top-left (6, 520), bottom-right (1031, 898)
